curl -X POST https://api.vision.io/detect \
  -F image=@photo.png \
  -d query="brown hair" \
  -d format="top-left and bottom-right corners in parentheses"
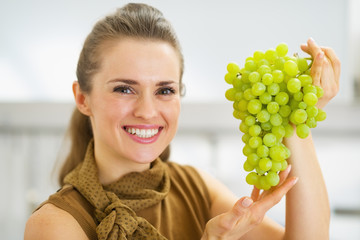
top-left (58, 3), bottom-right (183, 186)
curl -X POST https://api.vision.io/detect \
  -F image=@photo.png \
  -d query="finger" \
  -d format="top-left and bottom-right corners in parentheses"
top-left (278, 164), bottom-right (292, 186)
top-left (311, 51), bottom-right (324, 86)
top-left (321, 47), bottom-right (341, 84)
top-left (220, 197), bottom-right (253, 230)
top-left (255, 177), bottom-right (298, 213)
top-left (251, 186), bottom-right (260, 201)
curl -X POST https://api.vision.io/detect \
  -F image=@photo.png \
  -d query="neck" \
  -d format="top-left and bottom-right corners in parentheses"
top-left (94, 143), bottom-right (151, 185)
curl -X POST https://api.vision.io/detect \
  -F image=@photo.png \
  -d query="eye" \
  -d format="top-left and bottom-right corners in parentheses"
top-left (156, 87), bottom-right (176, 95)
top-left (113, 85), bottom-right (133, 94)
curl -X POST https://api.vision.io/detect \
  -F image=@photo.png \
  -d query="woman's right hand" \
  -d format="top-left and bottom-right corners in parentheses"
top-left (201, 166), bottom-right (297, 240)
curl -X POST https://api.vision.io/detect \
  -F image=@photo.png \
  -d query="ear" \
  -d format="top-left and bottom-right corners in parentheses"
top-left (72, 81), bottom-right (92, 116)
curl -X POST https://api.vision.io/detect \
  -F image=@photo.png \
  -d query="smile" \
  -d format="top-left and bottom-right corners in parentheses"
top-left (123, 126), bottom-right (163, 139)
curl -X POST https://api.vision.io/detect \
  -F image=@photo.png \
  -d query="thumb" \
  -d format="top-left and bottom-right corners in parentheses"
top-left (221, 197), bottom-right (254, 230)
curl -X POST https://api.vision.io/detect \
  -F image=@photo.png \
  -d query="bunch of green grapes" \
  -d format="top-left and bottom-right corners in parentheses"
top-left (224, 43), bottom-right (326, 190)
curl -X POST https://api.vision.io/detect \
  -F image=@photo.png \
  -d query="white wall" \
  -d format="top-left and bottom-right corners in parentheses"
top-left (0, 0), bottom-right (353, 102)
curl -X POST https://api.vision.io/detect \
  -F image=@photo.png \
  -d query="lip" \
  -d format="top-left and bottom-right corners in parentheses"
top-left (122, 125), bottom-right (163, 144)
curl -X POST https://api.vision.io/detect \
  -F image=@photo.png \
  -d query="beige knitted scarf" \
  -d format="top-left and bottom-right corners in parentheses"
top-left (64, 140), bottom-right (169, 240)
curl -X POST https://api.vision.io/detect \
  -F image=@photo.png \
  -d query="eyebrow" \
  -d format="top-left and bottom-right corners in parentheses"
top-left (108, 79), bottom-right (178, 86)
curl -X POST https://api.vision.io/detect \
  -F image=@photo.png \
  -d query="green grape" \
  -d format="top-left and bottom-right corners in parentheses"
top-left (245, 115), bottom-right (256, 126)
top-left (272, 125), bottom-right (286, 139)
top-left (276, 42), bottom-right (288, 57)
top-left (243, 160), bottom-right (255, 172)
top-left (225, 72), bottom-right (236, 84)
top-left (232, 77), bottom-right (242, 89)
top-left (243, 144), bottom-right (255, 156)
top-left (253, 50), bottom-right (265, 61)
top-left (238, 99), bottom-right (248, 112)
top-left (244, 88), bottom-right (256, 101)
top-left (227, 62), bottom-right (240, 74)
top-left (269, 145), bottom-right (286, 161)
top-left (256, 166), bottom-right (267, 175)
top-left (257, 109), bottom-right (271, 123)
top-left (306, 117), bottom-right (317, 128)
top-left (293, 91), bottom-right (304, 102)
top-left (316, 86), bottom-right (324, 98)
top-left (316, 109), bottom-right (327, 121)
top-left (272, 70), bottom-right (284, 83)
top-left (239, 121), bottom-right (249, 133)
top-left (289, 99), bottom-right (300, 110)
top-left (265, 48), bottom-right (278, 63)
top-left (233, 110), bottom-right (241, 119)
top-left (249, 136), bottom-right (262, 149)
top-left (234, 92), bottom-right (244, 101)
top-left (249, 71), bottom-right (261, 83)
top-left (245, 60), bottom-right (257, 71)
top-left (249, 124), bottom-right (262, 137)
top-left (266, 171), bottom-right (280, 186)
top-left (246, 172), bottom-right (259, 185)
top-left (261, 121), bottom-right (273, 131)
top-left (247, 99), bottom-right (263, 114)
top-left (267, 101), bottom-right (280, 114)
top-left (303, 92), bottom-right (318, 106)
top-left (284, 124), bottom-right (294, 138)
top-left (274, 57), bottom-right (285, 70)
top-left (287, 78), bottom-right (302, 93)
top-left (258, 65), bottom-right (272, 76)
top-left (303, 84), bottom-right (317, 95)
top-left (258, 59), bottom-right (270, 67)
top-left (280, 160), bottom-right (288, 171)
top-left (259, 175), bottom-right (271, 190)
top-left (259, 92), bottom-right (272, 104)
top-left (247, 153), bottom-right (260, 166)
top-left (267, 83), bottom-right (280, 96)
top-left (306, 105), bottom-right (319, 118)
top-left (225, 42), bottom-right (328, 189)
top-left (293, 109), bottom-right (307, 124)
top-left (259, 157), bottom-right (272, 171)
top-left (297, 58), bottom-right (309, 72)
top-left (298, 101), bottom-right (307, 109)
top-left (257, 145), bottom-right (269, 158)
top-left (262, 73), bottom-right (274, 85)
top-left (252, 82), bottom-right (266, 96)
top-left (296, 123), bottom-right (310, 139)
top-left (298, 74), bottom-right (312, 86)
top-left (270, 113), bottom-right (283, 126)
top-left (284, 60), bottom-right (298, 76)
top-left (275, 92), bottom-right (289, 105)
top-left (238, 111), bottom-right (249, 121)
top-left (271, 161), bottom-right (282, 172)
top-left (242, 133), bottom-right (251, 143)
top-left (263, 133), bottom-right (277, 147)
top-left (225, 88), bottom-right (237, 101)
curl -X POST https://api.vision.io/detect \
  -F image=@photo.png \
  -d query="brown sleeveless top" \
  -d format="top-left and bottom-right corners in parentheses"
top-left (37, 162), bottom-right (212, 240)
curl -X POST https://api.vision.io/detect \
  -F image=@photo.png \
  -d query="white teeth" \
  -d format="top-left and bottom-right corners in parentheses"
top-left (126, 127), bottom-right (160, 138)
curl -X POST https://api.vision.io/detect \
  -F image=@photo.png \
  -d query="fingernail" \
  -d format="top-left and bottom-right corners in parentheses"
top-left (242, 198), bottom-right (253, 208)
top-left (319, 51), bottom-right (324, 58)
top-left (293, 177), bottom-right (299, 185)
top-left (309, 37), bottom-right (315, 43)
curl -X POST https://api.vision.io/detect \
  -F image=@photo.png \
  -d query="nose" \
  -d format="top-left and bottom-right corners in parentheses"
top-left (133, 93), bottom-right (158, 120)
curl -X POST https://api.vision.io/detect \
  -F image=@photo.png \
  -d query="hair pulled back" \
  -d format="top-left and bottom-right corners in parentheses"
top-left (58, 3), bottom-right (184, 186)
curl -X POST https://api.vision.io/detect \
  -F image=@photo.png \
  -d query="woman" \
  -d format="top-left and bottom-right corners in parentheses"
top-left (24, 3), bottom-right (340, 240)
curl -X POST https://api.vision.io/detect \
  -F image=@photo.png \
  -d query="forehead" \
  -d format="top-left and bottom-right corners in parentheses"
top-left (96, 38), bottom-right (181, 84)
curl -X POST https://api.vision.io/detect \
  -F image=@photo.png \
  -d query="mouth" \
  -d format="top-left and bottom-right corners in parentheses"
top-left (123, 126), bottom-right (163, 139)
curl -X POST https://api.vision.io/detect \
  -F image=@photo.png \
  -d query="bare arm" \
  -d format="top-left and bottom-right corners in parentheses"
top-left (283, 38), bottom-right (340, 239)
top-left (24, 203), bottom-right (89, 240)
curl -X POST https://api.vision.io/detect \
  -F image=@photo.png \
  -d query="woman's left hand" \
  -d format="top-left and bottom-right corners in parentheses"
top-left (300, 38), bottom-right (341, 109)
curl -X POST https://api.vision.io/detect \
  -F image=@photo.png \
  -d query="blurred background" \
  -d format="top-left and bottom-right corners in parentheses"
top-left (0, 0), bottom-right (359, 239)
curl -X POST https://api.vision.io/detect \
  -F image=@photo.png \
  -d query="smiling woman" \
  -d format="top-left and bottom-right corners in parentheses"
top-left (24, 2), bottom-right (339, 240)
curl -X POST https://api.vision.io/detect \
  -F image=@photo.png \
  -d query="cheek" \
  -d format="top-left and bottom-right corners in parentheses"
top-left (164, 99), bottom-right (181, 127)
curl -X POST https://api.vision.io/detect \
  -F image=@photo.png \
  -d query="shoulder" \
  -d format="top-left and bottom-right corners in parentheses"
top-left (24, 203), bottom-right (89, 240)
